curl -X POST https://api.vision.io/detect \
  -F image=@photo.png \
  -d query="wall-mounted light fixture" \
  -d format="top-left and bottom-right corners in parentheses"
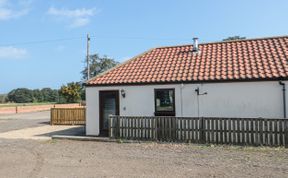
top-left (121, 89), bottom-right (126, 98)
top-left (195, 87), bottom-right (208, 117)
top-left (195, 87), bottom-right (207, 95)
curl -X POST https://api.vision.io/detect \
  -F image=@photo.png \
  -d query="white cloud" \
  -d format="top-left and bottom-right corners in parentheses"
top-left (0, 0), bottom-right (31, 21)
top-left (0, 8), bottom-right (29, 20)
top-left (48, 7), bottom-right (97, 18)
top-left (0, 46), bottom-right (28, 59)
top-left (47, 7), bottom-right (98, 28)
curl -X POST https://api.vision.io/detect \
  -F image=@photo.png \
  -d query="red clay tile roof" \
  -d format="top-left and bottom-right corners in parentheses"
top-left (87, 36), bottom-right (288, 86)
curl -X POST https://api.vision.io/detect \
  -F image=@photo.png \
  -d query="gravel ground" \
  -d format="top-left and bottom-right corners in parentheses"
top-left (0, 139), bottom-right (287, 178)
top-left (0, 112), bottom-right (287, 178)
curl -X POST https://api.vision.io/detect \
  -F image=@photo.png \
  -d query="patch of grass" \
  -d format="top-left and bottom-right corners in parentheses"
top-left (44, 139), bottom-right (57, 144)
top-left (237, 145), bottom-right (286, 152)
top-left (184, 143), bottom-right (287, 152)
top-left (117, 139), bottom-right (124, 144)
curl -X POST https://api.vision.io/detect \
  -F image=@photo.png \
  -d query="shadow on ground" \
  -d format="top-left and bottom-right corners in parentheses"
top-left (38, 121), bottom-right (50, 125)
top-left (36, 126), bottom-right (85, 137)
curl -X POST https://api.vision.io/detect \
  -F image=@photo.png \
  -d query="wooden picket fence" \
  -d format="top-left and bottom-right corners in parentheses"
top-left (50, 108), bottom-right (86, 125)
top-left (109, 116), bottom-right (288, 147)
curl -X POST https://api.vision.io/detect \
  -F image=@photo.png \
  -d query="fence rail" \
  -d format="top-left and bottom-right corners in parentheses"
top-left (109, 116), bottom-right (288, 147)
top-left (50, 108), bottom-right (86, 125)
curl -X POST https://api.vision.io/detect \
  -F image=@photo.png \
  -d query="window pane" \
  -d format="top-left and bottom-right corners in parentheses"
top-left (103, 94), bottom-right (116, 130)
top-left (155, 89), bottom-right (174, 112)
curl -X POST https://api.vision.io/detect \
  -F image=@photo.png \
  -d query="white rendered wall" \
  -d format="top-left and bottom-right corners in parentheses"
top-left (86, 81), bottom-right (288, 136)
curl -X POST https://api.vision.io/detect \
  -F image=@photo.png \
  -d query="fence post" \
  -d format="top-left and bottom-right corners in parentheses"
top-left (173, 117), bottom-right (177, 142)
top-left (50, 108), bottom-right (53, 125)
top-left (108, 115), bottom-right (112, 138)
top-left (153, 117), bottom-right (158, 141)
top-left (155, 117), bottom-right (159, 141)
top-left (116, 116), bottom-right (120, 139)
top-left (285, 119), bottom-right (288, 148)
top-left (200, 117), bottom-right (205, 143)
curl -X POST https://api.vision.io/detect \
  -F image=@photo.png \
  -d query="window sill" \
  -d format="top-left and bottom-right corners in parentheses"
top-left (154, 112), bottom-right (175, 116)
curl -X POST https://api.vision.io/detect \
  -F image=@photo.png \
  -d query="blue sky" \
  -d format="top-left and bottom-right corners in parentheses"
top-left (0, 0), bottom-right (287, 93)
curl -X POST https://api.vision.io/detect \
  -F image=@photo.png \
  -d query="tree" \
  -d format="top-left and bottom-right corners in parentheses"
top-left (32, 89), bottom-right (44, 102)
top-left (7, 88), bottom-right (33, 103)
top-left (223, 36), bottom-right (246, 42)
top-left (81, 54), bottom-right (119, 80)
top-left (41, 88), bottom-right (58, 102)
top-left (59, 82), bottom-right (81, 103)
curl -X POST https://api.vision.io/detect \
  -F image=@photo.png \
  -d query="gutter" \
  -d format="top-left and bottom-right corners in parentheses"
top-left (279, 81), bottom-right (286, 118)
top-left (180, 83), bottom-right (184, 117)
top-left (85, 78), bottom-right (288, 87)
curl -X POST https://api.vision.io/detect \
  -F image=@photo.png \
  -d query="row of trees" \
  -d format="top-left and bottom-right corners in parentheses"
top-left (6, 82), bottom-right (84, 103)
top-left (7, 88), bottom-right (59, 103)
top-left (222, 36), bottom-right (246, 41)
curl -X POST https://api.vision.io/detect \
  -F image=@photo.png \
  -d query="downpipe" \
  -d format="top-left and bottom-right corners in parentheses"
top-left (279, 81), bottom-right (286, 118)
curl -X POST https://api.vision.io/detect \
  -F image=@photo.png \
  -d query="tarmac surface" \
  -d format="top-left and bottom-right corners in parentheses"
top-left (0, 111), bottom-right (84, 140)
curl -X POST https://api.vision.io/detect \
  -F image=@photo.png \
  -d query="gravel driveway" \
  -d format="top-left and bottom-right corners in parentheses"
top-left (0, 112), bottom-right (287, 178)
top-left (0, 139), bottom-right (287, 178)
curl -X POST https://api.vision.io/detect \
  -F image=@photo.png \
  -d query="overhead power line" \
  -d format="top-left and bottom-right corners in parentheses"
top-left (0, 35), bottom-right (190, 47)
top-left (0, 36), bottom-right (84, 47)
top-left (89, 35), bottom-right (190, 41)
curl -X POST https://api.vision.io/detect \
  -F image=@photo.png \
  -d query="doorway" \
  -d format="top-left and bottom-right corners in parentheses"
top-left (99, 90), bottom-right (119, 136)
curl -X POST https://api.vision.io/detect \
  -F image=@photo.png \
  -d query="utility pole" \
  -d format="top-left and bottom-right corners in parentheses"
top-left (86, 33), bottom-right (90, 80)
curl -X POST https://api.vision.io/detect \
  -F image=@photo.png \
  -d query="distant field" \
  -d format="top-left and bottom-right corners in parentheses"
top-left (0, 102), bottom-right (56, 108)
top-left (0, 103), bottom-right (82, 114)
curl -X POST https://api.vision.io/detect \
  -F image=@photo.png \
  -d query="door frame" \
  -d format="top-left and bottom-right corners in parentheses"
top-left (99, 90), bottom-right (120, 133)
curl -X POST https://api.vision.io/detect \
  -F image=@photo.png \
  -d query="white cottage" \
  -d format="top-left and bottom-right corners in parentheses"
top-left (85, 36), bottom-right (288, 136)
